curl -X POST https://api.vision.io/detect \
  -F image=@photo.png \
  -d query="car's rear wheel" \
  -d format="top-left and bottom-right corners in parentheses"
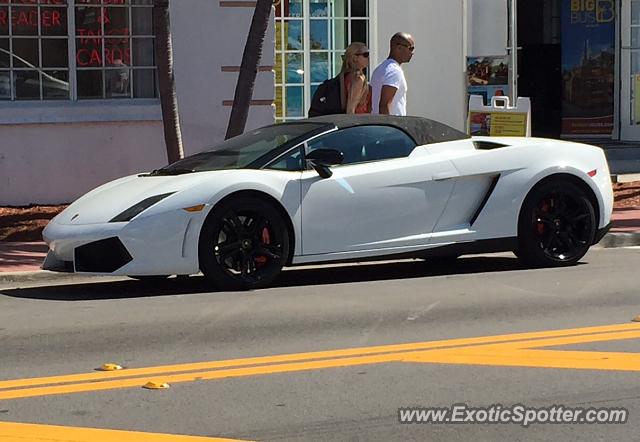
top-left (198, 196), bottom-right (290, 290)
top-left (517, 180), bottom-right (596, 267)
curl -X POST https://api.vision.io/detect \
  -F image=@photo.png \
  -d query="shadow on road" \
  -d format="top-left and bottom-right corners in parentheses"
top-left (1, 255), bottom-right (556, 301)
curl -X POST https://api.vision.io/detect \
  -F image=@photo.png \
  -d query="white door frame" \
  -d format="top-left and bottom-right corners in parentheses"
top-left (621, 0), bottom-right (640, 140)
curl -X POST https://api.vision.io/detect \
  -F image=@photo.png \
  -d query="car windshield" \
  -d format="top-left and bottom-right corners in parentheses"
top-left (154, 123), bottom-right (326, 174)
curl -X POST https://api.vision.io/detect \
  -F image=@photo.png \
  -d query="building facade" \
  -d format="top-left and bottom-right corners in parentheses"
top-left (0, 0), bottom-right (636, 205)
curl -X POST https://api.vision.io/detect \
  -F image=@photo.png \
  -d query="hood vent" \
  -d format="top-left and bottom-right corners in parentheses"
top-left (473, 141), bottom-right (509, 150)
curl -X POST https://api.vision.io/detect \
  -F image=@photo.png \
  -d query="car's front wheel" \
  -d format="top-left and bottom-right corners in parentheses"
top-left (198, 196), bottom-right (290, 290)
top-left (517, 180), bottom-right (596, 267)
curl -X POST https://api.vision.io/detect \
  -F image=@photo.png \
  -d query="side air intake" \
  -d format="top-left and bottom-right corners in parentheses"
top-left (473, 141), bottom-right (509, 150)
top-left (74, 237), bottom-right (132, 272)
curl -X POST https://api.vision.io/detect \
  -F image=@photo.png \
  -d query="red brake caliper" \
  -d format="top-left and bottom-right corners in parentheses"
top-left (536, 200), bottom-right (550, 236)
top-left (254, 226), bottom-right (271, 268)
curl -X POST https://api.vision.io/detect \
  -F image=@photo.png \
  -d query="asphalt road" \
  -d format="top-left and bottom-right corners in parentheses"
top-left (1, 247), bottom-right (640, 441)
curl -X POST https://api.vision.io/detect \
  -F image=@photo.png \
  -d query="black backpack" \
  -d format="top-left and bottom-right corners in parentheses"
top-left (308, 75), bottom-right (345, 117)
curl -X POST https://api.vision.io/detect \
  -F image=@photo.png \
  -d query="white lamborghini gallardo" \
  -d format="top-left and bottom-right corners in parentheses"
top-left (43, 115), bottom-right (613, 289)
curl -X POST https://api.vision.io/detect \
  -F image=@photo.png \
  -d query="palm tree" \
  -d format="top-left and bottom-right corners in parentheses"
top-left (225, 0), bottom-right (273, 140)
top-left (153, 0), bottom-right (184, 164)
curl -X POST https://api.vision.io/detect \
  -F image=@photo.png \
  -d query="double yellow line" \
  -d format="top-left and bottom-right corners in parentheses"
top-left (2, 323), bottom-right (640, 401)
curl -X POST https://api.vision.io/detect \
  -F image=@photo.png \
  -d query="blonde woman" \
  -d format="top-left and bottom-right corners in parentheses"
top-left (340, 42), bottom-right (371, 114)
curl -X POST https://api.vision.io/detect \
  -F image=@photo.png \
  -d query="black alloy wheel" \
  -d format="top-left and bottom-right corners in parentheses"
top-left (517, 180), bottom-right (596, 267)
top-left (199, 196), bottom-right (290, 290)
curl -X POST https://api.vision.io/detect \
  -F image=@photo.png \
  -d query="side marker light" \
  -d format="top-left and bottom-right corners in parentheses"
top-left (183, 204), bottom-right (206, 212)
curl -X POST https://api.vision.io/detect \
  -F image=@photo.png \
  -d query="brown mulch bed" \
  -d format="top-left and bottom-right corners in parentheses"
top-left (0, 204), bottom-right (68, 242)
top-left (613, 181), bottom-right (640, 209)
top-left (1, 181), bottom-right (639, 242)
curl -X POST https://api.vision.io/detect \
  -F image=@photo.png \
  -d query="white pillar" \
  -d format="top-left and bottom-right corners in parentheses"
top-left (507, 0), bottom-right (518, 102)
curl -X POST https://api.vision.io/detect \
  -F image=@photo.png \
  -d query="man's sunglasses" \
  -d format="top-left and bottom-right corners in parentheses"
top-left (356, 52), bottom-right (370, 58)
top-left (397, 43), bottom-right (415, 51)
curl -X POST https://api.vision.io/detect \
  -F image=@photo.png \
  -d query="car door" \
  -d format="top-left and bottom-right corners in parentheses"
top-left (299, 125), bottom-right (458, 256)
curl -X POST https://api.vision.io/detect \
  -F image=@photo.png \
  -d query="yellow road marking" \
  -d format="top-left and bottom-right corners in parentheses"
top-left (1, 323), bottom-right (639, 401)
top-left (0, 421), bottom-right (248, 442)
top-left (1, 322), bottom-right (637, 390)
top-left (405, 330), bottom-right (640, 371)
top-left (407, 348), bottom-right (640, 371)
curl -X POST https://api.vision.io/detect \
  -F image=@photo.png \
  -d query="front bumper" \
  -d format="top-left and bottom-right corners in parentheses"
top-left (42, 209), bottom-right (206, 276)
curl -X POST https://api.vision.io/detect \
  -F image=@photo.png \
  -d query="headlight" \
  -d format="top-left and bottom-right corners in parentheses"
top-left (109, 192), bottom-right (176, 222)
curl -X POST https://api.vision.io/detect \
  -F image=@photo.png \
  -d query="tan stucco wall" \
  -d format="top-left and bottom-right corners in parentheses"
top-left (1, 2), bottom-right (276, 205)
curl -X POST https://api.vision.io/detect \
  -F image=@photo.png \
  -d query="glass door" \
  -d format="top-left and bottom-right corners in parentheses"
top-left (621, 0), bottom-right (640, 139)
top-left (274, 0), bottom-right (371, 122)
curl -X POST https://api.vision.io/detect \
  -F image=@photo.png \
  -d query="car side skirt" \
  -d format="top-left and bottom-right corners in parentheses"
top-left (290, 237), bottom-right (518, 266)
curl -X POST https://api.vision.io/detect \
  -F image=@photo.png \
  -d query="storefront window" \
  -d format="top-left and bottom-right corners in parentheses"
top-left (0, 0), bottom-right (156, 101)
top-left (274, 0), bottom-right (370, 121)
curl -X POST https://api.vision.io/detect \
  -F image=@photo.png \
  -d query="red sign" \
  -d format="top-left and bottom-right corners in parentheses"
top-left (75, 6), bottom-right (131, 67)
top-left (0, 7), bottom-right (64, 30)
top-left (76, 42), bottom-right (130, 67)
top-left (0, 1), bottom-right (66, 4)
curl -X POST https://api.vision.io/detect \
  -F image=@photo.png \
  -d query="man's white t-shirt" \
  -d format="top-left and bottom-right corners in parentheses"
top-left (370, 58), bottom-right (407, 116)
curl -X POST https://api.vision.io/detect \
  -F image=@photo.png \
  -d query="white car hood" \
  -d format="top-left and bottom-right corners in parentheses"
top-left (54, 170), bottom-right (234, 225)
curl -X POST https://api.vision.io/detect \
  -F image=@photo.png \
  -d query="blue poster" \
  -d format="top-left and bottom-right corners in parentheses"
top-left (561, 0), bottom-right (615, 135)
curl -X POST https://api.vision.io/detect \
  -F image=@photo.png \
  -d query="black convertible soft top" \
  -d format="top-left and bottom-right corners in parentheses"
top-left (301, 115), bottom-right (470, 145)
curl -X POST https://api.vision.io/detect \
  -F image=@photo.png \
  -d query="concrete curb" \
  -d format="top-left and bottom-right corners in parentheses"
top-left (596, 232), bottom-right (640, 248)
top-left (611, 173), bottom-right (640, 183)
top-left (0, 271), bottom-right (125, 287)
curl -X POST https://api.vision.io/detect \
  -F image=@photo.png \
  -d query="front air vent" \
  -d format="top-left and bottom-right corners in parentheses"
top-left (74, 237), bottom-right (132, 272)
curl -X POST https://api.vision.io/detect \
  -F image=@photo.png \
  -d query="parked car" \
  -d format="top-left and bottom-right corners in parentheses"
top-left (43, 115), bottom-right (613, 289)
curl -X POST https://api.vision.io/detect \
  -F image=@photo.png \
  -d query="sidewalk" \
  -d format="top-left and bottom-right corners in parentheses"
top-left (0, 241), bottom-right (48, 273)
top-left (1, 207), bottom-right (639, 276)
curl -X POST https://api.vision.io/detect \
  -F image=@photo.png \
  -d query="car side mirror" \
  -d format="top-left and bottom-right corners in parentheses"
top-left (305, 148), bottom-right (344, 178)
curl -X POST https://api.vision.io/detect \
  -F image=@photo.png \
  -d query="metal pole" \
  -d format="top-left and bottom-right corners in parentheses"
top-left (508, 0), bottom-right (518, 103)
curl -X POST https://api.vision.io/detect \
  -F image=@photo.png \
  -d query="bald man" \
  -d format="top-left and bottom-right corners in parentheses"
top-left (370, 32), bottom-right (415, 116)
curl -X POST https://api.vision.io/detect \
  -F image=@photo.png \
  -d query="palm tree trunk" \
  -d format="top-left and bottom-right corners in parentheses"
top-left (225, 0), bottom-right (273, 140)
top-left (153, 0), bottom-right (184, 164)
